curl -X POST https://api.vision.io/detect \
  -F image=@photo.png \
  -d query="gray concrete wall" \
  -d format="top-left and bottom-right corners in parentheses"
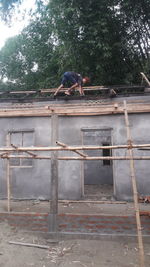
top-left (0, 117), bottom-right (51, 199)
top-left (0, 103), bottom-right (149, 201)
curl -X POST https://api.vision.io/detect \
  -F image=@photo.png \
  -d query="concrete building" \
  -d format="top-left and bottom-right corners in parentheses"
top-left (0, 86), bottom-right (149, 201)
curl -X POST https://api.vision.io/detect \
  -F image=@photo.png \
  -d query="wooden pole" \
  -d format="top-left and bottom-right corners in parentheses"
top-left (49, 112), bottom-right (58, 232)
top-left (124, 100), bottom-right (145, 267)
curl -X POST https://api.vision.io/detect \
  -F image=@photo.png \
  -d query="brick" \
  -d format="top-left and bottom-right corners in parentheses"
top-left (115, 221), bottom-right (125, 224)
top-left (71, 225), bottom-right (78, 228)
top-left (78, 220), bottom-right (87, 224)
top-left (84, 225), bottom-right (95, 229)
top-left (87, 221), bottom-right (98, 224)
top-left (100, 220), bottom-right (111, 224)
top-left (95, 225), bottom-right (108, 229)
top-left (111, 226), bottom-right (119, 230)
top-left (122, 226), bottom-right (132, 230)
top-left (59, 224), bottom-right (67, 228)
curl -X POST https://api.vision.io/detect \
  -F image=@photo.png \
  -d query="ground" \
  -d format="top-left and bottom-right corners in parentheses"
top-left (0, 222), bottom-right (149, 267)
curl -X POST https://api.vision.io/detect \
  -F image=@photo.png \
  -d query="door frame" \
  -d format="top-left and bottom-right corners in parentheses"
top-left (81, 127), bottom-right (114, 197)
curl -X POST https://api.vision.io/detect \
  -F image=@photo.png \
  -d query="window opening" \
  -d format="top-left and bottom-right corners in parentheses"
top-left (8, 130), bottom-right (34, 168)
top-left (102, 143), bottom-right (111, 166)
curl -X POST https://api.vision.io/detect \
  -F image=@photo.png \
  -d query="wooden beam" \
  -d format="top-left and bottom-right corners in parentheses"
top-left (40, 85), bottom-right (144, 93)
top-left (0, 102), bottom-right (150, 117)
top-left (0, 85), bottom-right (143, 96)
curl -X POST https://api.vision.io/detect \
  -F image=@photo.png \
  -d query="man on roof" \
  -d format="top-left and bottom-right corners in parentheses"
top-left (54, 71), bottom-right (90, 96)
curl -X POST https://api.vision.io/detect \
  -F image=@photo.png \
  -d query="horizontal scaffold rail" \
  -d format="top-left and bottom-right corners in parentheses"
top-left (0, 142), bottom-right (150, 160)
top-left (0, 143), bottom-right (150, 152)
top-left (2, 155), bottom-right (150, 160)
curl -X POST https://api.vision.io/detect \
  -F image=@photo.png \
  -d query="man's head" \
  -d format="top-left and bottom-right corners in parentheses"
top-left (82, 77), bottom-right (90, 84)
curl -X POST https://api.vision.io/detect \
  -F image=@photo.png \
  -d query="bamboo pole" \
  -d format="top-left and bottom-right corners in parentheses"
top-left (124, 100), bottom-right (145, 267)
top-left (11, 144), bottom-right (37, 157)
top-left (2, 155), bottom-right (150, 160)
top-left (9, 241), bottom-right (49, 249)
top-left (1, 143), bottom-right (150, 152)
top-left (140, 72), bottom-right (150, 87)
top-left (6, 134), bottom-right (11, 212)
top-left (6, 157), bottom-right (10, 212)
top-left (56, 141), bottom-right (88, 157)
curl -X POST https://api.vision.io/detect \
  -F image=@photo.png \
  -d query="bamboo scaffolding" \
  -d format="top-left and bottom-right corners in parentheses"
top-left (6, 134), bottom-right (11, 212)
top-left (56, 141), bottom-right (88, 157)
top-left (2, 99), bottom-right (149, 266)
top-left (1, 143), bottom-right (150, 152)
top-left (124, 100), bottom-right (145, 267)
top-left (6, 157), bottom-right (10, 212)
top-left (1, 155), bottom-right (150, 160)
top-left (11, 144), bottom-right (37, 157)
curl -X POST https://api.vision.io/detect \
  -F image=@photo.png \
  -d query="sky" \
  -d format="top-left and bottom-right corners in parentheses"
top-left (0, 0), bottom-right (36, 49)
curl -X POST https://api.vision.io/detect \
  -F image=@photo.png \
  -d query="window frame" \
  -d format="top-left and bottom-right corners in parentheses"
top-left (7, 129), bottom-right (34, 168)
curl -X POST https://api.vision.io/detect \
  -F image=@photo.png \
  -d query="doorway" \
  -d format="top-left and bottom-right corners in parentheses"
top-left (82, 128), bottom-right (113, 200)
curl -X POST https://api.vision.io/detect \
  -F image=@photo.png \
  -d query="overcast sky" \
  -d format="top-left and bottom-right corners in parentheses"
top-left (0, 0), bottom-right (36, 49)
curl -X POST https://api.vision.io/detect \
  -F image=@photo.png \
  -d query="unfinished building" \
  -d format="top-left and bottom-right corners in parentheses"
top-left (0, 84), bottom-right (150, 202)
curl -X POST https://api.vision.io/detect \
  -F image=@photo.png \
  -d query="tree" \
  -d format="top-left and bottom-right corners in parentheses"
top-left (0, 4), bottom-right (60, 90)
top-left (0, 0), bottom-right (22, 21)
top-left (118, 0), bottom-right (150, 74)
top-left (48, 0), bottom-right (133, 84)
top-left (0, 0), bottom-right (149, 91)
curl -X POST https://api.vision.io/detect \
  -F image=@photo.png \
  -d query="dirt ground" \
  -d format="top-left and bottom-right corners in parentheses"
top-left (0, 222), bottom-right (150, 267)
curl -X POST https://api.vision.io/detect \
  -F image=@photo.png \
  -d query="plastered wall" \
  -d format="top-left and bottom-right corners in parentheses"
top-left (0, 101), bottom-right (149, 201)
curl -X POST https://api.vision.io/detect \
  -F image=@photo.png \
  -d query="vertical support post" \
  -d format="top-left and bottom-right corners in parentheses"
top-left (123, 100), bottom-right (145, 267)
top-left (6, 157), bottom-right (10, 212)
top-left (6, 133), bottom-right (11, 212)
top-left (49, 111), bottom-right (58, 232)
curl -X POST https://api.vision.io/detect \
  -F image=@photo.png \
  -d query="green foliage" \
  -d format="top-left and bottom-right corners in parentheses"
top-left (0, 0), bottom-right (149, 91)
top-left (0, 0), bottom-right (22, 21)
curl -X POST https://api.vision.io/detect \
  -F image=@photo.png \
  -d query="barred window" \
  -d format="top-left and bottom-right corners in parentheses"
top-left (8, 130), bottom-right (34, 168)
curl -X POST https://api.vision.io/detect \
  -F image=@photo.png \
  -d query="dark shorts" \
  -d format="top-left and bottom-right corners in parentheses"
top-left (61, 72), bottom-right (77, 85)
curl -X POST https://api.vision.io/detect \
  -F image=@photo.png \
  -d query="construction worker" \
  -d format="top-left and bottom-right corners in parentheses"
top-left (54, 71), bottom-right (90, 96)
